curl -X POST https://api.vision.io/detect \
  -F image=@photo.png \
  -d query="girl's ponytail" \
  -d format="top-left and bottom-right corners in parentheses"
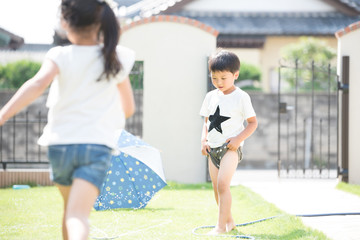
top-left (99, 2), bottom-right (122, 79)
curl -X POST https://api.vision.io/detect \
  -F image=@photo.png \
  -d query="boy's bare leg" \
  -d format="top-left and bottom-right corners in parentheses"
top-left (208, 157), bottom-right (219, 205)
top-left (217, 150), bottom-right (238, 233)
top-left (208, 158), bottom-right (225, 235)
top-left (65, 178), bottom-right (99, 240)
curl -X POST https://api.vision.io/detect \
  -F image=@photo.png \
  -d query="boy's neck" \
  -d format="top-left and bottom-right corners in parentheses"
top-left (220, 85), bottom-right (236, 95)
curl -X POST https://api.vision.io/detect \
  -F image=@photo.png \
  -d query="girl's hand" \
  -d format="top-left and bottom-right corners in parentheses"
top-left (0, 115), bottom-right (5, 126)
top-left (226, 137), bottom-right (242, 151)
top-left (201, 141), bottom-right (210, 156)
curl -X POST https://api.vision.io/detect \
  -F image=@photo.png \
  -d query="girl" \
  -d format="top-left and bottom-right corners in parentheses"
top-left (0, 0), bottom-right (135, 239)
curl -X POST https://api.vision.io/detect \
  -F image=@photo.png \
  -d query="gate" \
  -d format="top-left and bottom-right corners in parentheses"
top-left (277, 60), bottom-right (338, 178)
top-left (125, 61), bottom-right (144, 137)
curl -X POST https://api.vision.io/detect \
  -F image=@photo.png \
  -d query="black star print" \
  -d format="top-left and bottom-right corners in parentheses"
top-left (208, 106), bottom-right (230, 134)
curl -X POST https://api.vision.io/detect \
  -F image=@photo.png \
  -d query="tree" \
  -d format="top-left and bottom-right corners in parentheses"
top-left (280, 37), bottom-right (336, 92)
top-left (237, 62), bottom-right (262, 91)
top-left (0, 60), bottom-right (41, 89)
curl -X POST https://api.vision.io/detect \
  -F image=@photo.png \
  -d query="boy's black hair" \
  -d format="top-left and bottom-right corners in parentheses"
top-left (208, 49), bottom-right (240, 74)
top-left (61, 0), bottom-right (121, 80)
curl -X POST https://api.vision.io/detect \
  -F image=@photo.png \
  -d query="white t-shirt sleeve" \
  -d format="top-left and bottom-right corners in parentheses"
top-left (44, 46), bottom-right (63, 108)
top-left (114, 46), bottom-right (136, 83)
top-left (45, 46), bottom-right (63, 67)
top-left (242, 91), bottom-right (256, 119)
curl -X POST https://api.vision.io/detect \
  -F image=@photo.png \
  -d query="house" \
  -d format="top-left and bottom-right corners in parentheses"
top-left (0, 27), bottom-right (24, 50)
top-left (118, 0), bottom-right (360, 92)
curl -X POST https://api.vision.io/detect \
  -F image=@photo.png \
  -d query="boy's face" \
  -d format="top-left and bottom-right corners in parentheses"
top-left (211, 70), bottom-right (239, 95)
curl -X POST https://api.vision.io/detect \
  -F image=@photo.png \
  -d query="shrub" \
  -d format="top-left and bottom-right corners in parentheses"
top-left (237, 62), bottom-right (262, 91)
top-left (0, 60), bottom-right (41, 89)
top-left (239, 62), bottom-right (262, 81)
top-left (280, 37), bottom-right (337, 92)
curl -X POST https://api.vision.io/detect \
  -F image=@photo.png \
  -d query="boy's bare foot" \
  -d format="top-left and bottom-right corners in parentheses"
top-left (207, 227), bottom-right (226, 235)
top-left (226, 222), bottom-right (236, 232)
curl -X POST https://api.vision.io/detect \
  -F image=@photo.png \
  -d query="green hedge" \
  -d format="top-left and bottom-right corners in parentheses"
top-left (237, 62), bottom-right (262, 91)
top-left (0, 60), bottom-right (41, 89)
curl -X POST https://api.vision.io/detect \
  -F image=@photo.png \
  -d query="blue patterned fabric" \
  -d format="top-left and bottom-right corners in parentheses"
top-left (94, 131), bottom-right (166, 210)
top-left (116, 130), bottom-right (150, 148)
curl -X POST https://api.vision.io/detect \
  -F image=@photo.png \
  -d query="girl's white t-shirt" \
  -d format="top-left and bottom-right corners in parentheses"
top-left (38, 45), bottom-right (135, 149)
top-left (199, 87), bottom-right (256, 148)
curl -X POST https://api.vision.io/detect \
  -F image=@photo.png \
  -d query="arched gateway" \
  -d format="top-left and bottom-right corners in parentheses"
top-left (120, 15), bottom-right (218, 183)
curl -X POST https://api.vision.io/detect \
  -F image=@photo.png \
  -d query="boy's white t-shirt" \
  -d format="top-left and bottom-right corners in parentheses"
top-left (199, 87), bottom-right (256, 148)
top-left (38, 45), bottom-right (135, 149)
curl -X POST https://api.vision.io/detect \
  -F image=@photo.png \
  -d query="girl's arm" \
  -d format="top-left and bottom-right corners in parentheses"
top-left (0, 59), bottom-right (58, 126)
top-left (117, 77), bottom-right (135, 119)
top-left (201, 117), bottom-right (210, 155)
top-left (226, 116), bottom-right (258, 151)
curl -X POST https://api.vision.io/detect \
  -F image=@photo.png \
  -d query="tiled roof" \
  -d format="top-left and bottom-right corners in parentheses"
top-left (0, 27), bottom-right (24, 50)
top-left (170, 11), bottom-right (360, 36)
top-left (114, 0), bottom-right (142, 7)
top-left (117, 0), bottom-right (185, 18)
top-left (122, 15), bottom-right (219, 36)
top-left (217, 35), bottom-right (265, 48)
top-left (337, 0), bottom-right (360, 12)
top-left (17, 44), bottom-right (54, 52)
top-left (335, 20), bottom-right (360, 37)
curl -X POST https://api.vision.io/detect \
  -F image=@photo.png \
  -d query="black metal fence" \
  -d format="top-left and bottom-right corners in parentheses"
top-left (0, 61), bottom-right (144, 170)
top-left (277, 60), bottom-right (338, 178)
top-left (0, 112), bottom-right (48, 170)
top-left (125, 61), bottom-right (143, 137)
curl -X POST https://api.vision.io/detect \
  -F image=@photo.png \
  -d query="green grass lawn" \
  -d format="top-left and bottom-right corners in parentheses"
top-left (336, 181), bottom-right (360, 197)
top-left (0, 182), bottom-right (329, 240)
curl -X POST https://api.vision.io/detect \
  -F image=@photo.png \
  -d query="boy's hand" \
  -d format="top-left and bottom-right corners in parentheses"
top-left (201, 141), bottom-right (210, 156)
top-left (226, 137), bottom-right (242, 151)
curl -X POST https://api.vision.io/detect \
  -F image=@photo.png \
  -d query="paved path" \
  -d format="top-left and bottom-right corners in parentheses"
top-left (231, 170), bottom-right (360, 240)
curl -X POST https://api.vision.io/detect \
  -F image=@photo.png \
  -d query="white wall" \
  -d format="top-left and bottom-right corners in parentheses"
top-left (337, 27), bottom-right (360, 184)
top-left (0, 50), bottom-right (46, 64)
top-left (120, 20), bottom-right (217, 183)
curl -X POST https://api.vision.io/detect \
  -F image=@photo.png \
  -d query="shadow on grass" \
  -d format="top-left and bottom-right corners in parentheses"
top-left (164, 181), bottom-right (213, 190)
top-left (251, 229), bottom-right (317, 240)
top-left (95, 207), bottom-right (174, 212)
top-left (201, 227), bottom-right (318, 240)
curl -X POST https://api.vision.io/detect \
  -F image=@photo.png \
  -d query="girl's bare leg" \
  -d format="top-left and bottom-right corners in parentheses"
top-left (58, 178), bottom-right (99, 240)
top-left (56, 184), bottom-right (71, 240)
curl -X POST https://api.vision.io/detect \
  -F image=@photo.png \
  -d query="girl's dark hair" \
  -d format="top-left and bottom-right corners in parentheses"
top-left (208, 49), bottom-right (240, 74)
top-left (61, 0), bottom-right (122, 80)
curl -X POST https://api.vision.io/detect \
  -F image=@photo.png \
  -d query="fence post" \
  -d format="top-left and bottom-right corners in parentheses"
top-left (277, 66), bottom-right (281, 177)
top-left (320, 118), bottom-right (323, 174)
top-left (338, 56), bottom-right (349, 182)
top-left (0, 125), bottom-right (3, 170)
top-left (294, 59), bottom-right (299, 173)
top-left (311, 61), bottom-right (315, 172)
top-left (13, 116), bottom-right (16, 162)
top-left (26, 111), bottom-right (29, 162)
top-left (328, 64), bottom-right (331, 177)
top-left (38, 111), bottom-right (41, 162)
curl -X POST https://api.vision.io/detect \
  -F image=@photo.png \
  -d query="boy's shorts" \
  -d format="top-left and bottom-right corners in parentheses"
top-left (207, 143), bottom-right (243, 169)
top-left (48, 144), bottom-right (112, 190)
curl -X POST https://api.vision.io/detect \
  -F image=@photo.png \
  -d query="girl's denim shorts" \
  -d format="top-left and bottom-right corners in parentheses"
top-left (48, 144), bottom-right (112, 190)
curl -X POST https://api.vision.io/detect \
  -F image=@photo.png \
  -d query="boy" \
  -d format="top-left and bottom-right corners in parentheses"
top-left (200, 49), bottom-right (257, 235)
